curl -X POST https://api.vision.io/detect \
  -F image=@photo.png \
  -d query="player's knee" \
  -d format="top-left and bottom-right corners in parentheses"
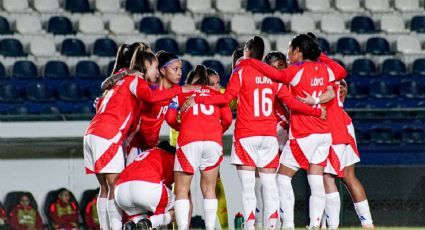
top-left (200, 183), bottom-right (216, 199)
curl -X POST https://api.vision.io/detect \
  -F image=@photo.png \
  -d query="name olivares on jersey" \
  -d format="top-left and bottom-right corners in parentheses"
top-left (256, 76), bottom-right (272, 84)
top-left (311, 77), bottom-right (324, 86)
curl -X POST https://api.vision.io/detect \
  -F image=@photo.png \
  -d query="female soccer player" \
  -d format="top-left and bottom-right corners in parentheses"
top-left (115, 141), bottom-right (177, 230)
top-left (84, 45), bottom-right (194, 230)
top-left (237, 34), bottom-right (345, 229)
top-left (181, 36), bottom-right (326, 230)
top-left (320, 80), bottom-right (375, 229)
top-left (165, 65), bottom-right (233, 230)
top-left (125, 51), bottom-right (184, 165)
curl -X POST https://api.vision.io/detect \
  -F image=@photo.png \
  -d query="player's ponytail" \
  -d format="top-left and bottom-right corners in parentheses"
top-left (245, 35), bottom-right (265, 61)
top-left (186, 64), bottom-right (209, 86)
top-left (290, 34), bottom-right (321, 61)
top-left (129, 46), bottom-right (157, 75)
top-left (110, 44), bottom-right (130, 74)
top-left (232, 48), bottom-right (244, 70)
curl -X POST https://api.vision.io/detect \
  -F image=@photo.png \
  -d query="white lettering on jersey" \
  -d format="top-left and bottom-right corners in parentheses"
top-left (194, 88), bottom-right (210, 94)
top-left (290, 68), bottom-right (304, 86)
top-left (310, 77), bottom-right (324, 86)
top-left (255, 76), bottom-right (273, 84)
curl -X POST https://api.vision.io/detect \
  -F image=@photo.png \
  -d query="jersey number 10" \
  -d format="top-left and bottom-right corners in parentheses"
top-left (193, 104), bottom-right (214, 115)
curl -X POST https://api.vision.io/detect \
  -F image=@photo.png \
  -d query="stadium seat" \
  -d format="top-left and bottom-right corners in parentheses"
top-left (246, 0), bottom-right (272, 13)
top-left (0, 16), bottom-right (13, 34)
top-left (320, 15), bottom-right (348, 34)
top-left (65, 0), bottom-right (92, 13)
top-left (78, 15), bottom-right (105, 34)
top-left (186, 0), bottom-right (214, 13)
top-left (335, 0), bottom-right (362, 12)
top-left (400, 79), bottom-right (425, 98)
top-left (261, 17), bottom-right (286, 34)
top-left (412, 58), bottom-right (425, 76)
top-left (58, 83), bottom-right (86, 101)
top-left (369, 80), bottom-right (398, 99)
top-left (396, 35), bottom-right (423, 54)
top-left (231, 15), bottom-right (257, 35)
top-left (2, 0), bottom-right (29, 12)
top-left (125, 0), bottom-right (152, 13)
top-left (139, 17), bottom-right (166, 34)
top-left (346, 81), bottom-right (368, 99)
top-left (86, 82), bottom-right (102, 100)
top-left (4, 192), bottom-right (38, 214)
top-left (410, 16), bottom-right (425, 33)
top-left (109, 16), bottom-right (135, 34)
top-left (26, 83), bottom-right (55, 102)
top-left (93, 38), bottom-right (117, 57)
top-left (106, 60), bottom-right (115, 76)
top-left (201, 16), bottom-right (226, 34)
top-left (216, 37), bottom-right (239, 56)
top-left (0, 62), bottom-right (6, 78)
top-left (16, 15), bottom-right (43, 34)
top-left (364, 0), bottom-right (392, 12)
top-left (8, 104), bottom-right (29, 115)
top-left (336, 37), bottom-right (361, 55)
top-left (351, 59), bottom-right (376, 76)
top-left (317, 37), bottom-right (332, 54)
top-left (48, 16), bottom-right (74, 35)
top-left (181, 60), bottom-right (193, 84)
top-left (45, 61), bottom-right (70, 79)
top-left (366, 37), bottom-right (391, 55)
top-left (395, 0), bottom-right (420, 12)
top-left (95, 0), bottom-right (121, 13)
top-left (44, 188), bottom-right (79, 229)
top-left (275, 0), bottom-right (302, 13)
top-left (0, 84), bottom-right (22, 102)
top-left (30, 37), bottom-right (56, 57)
top-left (202, 60), bottom-right (225, 77)
top-left (305, 0), bottom-right (331, 12)
top-left (185, 38), bottom-right (210, 56)
top-left (61, 39), bottom-right (87, 56)
top-left (380, 15), bottom-right (407, 33)
top-left (73, 103), bottom-right (95, 114)
top-left (75, 61), bottom-right (101, 78)
top-left (79, 188), bottom-right (99, 228)
top-left (0, 39), bottom-right (25, 57)
top-left (276, 36), bottom-right (292, 52)
top-left (170, 15), bottom-right (196, 35)
top-left (13, 61), bottom-right (38, 79)
top-left (381, 59), bottom-right (406, 76)
top-left (216, 0), bottom-right (243, 13)
top-left (40, 105), bottom-right (62, 115)
top-left (34, 0), bottom-right (60, 13)
top-left (157, 0), bottom-right (182, 13)
top-left (155, 37), bottom-right (179, 54)
top-left (370, 125), bottom-right (394, 144)
top-left (401, 125), bottom-right (425, 144)
top-left (351, 16), bottom-right (376, 33)
top-left (290, 15), bottom-right (315, 33)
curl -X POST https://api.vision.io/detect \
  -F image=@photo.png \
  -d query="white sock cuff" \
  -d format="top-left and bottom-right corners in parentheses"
top-left (326, 192), bottom-right (340, 199)
top-left (175, 199), bottom-right (190, 208)
top-left (203, 199), bottom-right (218, 209)
top-left (354, 200), bottom-right (370, 212)
top-left (238, 170), bottom-right (256, 187)
top-left (259, 172), bottom-right (276, 181)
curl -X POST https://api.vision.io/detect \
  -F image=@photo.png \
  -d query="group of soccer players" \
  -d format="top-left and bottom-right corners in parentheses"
top-left (83, 32), bottom-right (375, 230)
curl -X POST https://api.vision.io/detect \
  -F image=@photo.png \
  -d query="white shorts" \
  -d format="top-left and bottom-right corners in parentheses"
top-left (281, 133), bottom-right (332, 170)
top-left (174, 141), bottom-right (223, 174)
top-left (115, 181), bottom-right (174, 216)
top-left (231, 136), bottom-right (279, 168)
top-left (277, 124), bottom-right (289, 152)
top-left (83, 133), bottom-right (125, 174)
top-left (325, 143), bottom-right (361, 177)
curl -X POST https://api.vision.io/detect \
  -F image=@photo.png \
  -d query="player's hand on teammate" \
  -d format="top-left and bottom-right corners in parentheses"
top-left (296, 90), bottom-right (317, 105)
top-left (180, 96), bottom-right (196, 112)
top-left (182, 84), bottom-right (200, 93)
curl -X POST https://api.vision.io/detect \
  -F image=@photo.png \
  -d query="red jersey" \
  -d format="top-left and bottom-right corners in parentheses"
top-left (239, 59), bottom-right (336, 138)
top-left (85, 74), bottom-right (181, 140)
top-left (116, 147), bottom-right (175, 187)
top-left (195, 65), bottom-right (322, 140)
top-left (326, 81), bottom-right (352, 144)
top-left (166, 86), bottom-right (233, 146)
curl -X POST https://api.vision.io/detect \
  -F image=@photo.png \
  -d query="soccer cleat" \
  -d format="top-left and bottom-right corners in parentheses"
top-left (136, 218), bottom-right (153, 230)
top-left (123, 220), bottom-right (137, 230)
